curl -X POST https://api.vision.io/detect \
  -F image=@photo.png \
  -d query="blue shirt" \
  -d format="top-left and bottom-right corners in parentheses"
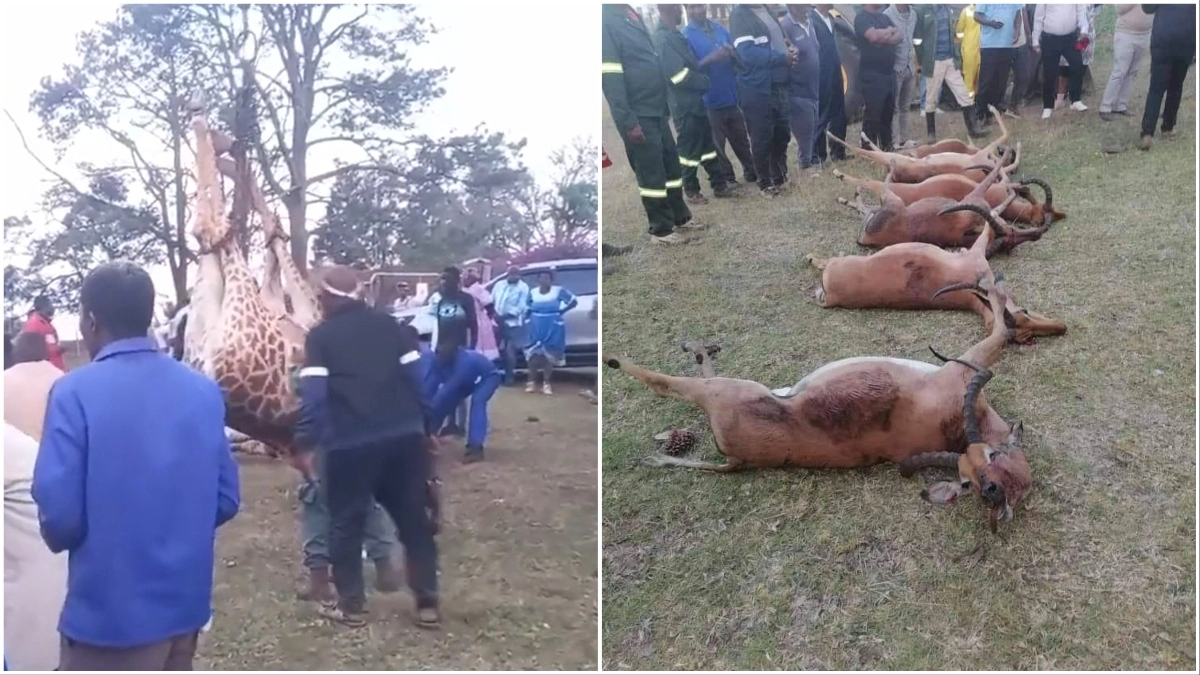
top-left (682, 19), bottom-right (739, 109)
top-left (976, 4), bottom-right (1020, 48)
top-left (935, 5), bottom-right (954, 60)
top-left (780, 12), bottom-right (820, 100)
top-left (428, 348), bottom-right (499, 422)
top-left (32, 337), bottom-right (239, 648)
top-left (492, 279), bottom-right (532, 328)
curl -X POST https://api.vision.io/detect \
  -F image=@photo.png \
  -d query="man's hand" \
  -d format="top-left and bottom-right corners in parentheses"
top-left (627, 124), bottom-right (647, 145)
top-left (1031, 43), bottom-right (1040, 54)
top-left (987, 19), bottom-right (1004, 29)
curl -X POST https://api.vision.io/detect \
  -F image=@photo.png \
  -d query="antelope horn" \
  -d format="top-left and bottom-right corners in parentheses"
top-left (938, 202), bottom-right (1008, 234)
top-left (962, 368), bottom-right (996, 445)
top-left (931, 272), bottom-right (987, 301)
top-left (1018, 177), bottom-right (1053, 208)
top-left (964, 163), bottom-right (995, 173)
top-left (898, 451), bottom-right (961, 477)
top-left (928, 346), bottom-right (987, 373)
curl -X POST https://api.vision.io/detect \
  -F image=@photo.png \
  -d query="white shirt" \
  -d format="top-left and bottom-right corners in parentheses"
top-left (5, 423), bottom-right (70, 672)
top-left (1032, 4), bottom-right (1088, 46)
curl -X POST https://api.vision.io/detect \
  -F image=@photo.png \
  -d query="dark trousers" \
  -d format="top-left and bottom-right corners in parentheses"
top-left (1040, 32), bottom-right (1083, 108)
top-left (1141, 37), bottom-right (1195, 137)
top-left (325, 435), bottom-right (439, 613)
top-left (498, 323), bottom-right (525, 384)
top-left (675, 110), bottom-right (727, 196)
top-left (814, 79), bottom-right (848, 161)
top-left (1009, 45), bottom-right (1034, 110)
top-left (788, 96), bottom-right (820, 169)
top-left (618, 115), bottom-right (692, 236)
top-left (59, 632), bottom-right (199, 671)
top-left (707, 105), bottom-right (757, 183)
top-left (859, 69), bottom-right (896, 151)
top-left (977, 48), bottom-right (1015, 120)
top-left (740, 85), bottom-right (792, 189)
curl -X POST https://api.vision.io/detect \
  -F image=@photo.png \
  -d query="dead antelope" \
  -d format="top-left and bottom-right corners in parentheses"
top-left (809, 222), bottom-right (1067, 345)
top-left (837, 152), bottom-right (1053, 254)
top-left (899, 138), bottom-right (979, 158)
top-left (826, 105), bottom-right (1011, 184)
top-left (834, 161), bottom-right (1062, 226)
top-left (898, 356), bottom-right (1032, 533)
top-left (604, 278), bottom-right (1020, 490)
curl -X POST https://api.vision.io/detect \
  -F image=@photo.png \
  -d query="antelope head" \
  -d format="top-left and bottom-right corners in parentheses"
top-left (898, 364), bottom-right (1033, 532)
top-left (1015, 177), bottom-right (1065, 225)
top-left (935, 273), bottom-right (1066, 345)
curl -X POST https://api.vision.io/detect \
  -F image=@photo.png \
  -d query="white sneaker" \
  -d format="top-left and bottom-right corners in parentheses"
top-left (542, 383), bottom-right (553, 395)
top-left (1041, 108), bottom-right (1052, 120)
top-left (525, 381), bottom-right (536, 393)
top-left (1070, 101), bottom-right (1088, 112)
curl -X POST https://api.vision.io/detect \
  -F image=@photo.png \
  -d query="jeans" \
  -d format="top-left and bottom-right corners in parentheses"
top-left (324, 436), bottom-right (438, 613)
top-left (740, 85), bottom-right (792, 189)
top-left (892, 65), bottom-right (915, 144)
top-left (498, 322), bottom-right (526, 384)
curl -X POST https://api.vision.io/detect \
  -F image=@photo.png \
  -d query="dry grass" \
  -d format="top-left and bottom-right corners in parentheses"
top-left (601, 26), bottom-right (1196, 672)
top-left (193, 379), bottom-right (598, 670)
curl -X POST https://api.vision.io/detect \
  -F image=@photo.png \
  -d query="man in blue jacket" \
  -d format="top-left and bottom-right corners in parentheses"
top-left (810, 5), bottom-right (849, 162)
top-left (295, 265), bottom-right (440, 629)
top-left (730, 4), bottom-right (795, 196)
top-left (780, 5), bottom-right (822, 174)
top-left (428, 343), bottom-right (502, 463)
top-left (32, 262), bottom-right (240, 670)
top-left (683, 5), bottom-right (757, 185)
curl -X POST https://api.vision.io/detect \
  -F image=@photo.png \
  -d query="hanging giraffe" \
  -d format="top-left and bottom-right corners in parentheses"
top-left (182, 92), bottom-right (304, 458)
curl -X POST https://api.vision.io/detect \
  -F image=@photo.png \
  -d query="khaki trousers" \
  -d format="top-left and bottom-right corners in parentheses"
top-left (925, 58), bottom-right (974, 113)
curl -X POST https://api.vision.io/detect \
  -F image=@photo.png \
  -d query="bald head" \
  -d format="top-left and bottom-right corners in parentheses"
top-left (11, 331), bottom-right (49, 365)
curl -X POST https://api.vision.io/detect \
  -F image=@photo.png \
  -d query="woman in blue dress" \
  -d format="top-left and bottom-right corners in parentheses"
top-left (523, 270), bottom-right (578, 395)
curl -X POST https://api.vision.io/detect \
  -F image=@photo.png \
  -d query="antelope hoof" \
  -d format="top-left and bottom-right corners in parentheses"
top-left (815, 286), bottom-right (827, 306)
top-left (836, 196), bottom-right (850, 205)
top-left (832, 169), bottom-right (845, 180)
top-left (643, 454), bottom-right (671, 467)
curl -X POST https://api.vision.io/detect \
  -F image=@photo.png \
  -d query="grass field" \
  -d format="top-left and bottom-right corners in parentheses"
top-left (601, 21), bottom-right (1197, 672)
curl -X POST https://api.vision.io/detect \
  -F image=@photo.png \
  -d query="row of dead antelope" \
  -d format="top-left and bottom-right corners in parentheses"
top-left (606, 106), bottom-right (1067, 533)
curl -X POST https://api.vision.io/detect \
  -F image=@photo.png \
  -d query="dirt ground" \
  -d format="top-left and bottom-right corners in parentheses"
top-left (198, 375), bottom-right (598, 670)
top-left (601, 14), bottom-right (1196, 672)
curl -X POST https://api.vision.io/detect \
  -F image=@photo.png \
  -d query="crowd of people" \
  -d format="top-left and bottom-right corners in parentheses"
top-left (2, 257), bottom-right (587, 670)
top-left (603, 3), bottom-right (1196, 245)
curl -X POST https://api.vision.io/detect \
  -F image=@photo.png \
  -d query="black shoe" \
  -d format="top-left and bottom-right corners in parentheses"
top-left (924, 112), bottom-right (937, 145)
top-left (712, 184), bottom-right (739, 198)
top-left (963, 109), bottom-right (989, 139)
top-left (744, 172), bottom-right (758, 183)
top-left (1114, 109), bottom-right (1132, 117)
top-left (463, 449), bottom-right (484, 464)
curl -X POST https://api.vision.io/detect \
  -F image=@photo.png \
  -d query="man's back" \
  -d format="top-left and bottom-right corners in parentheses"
top-left (33, 338), bottom-right (239, 647)
top-left (4, 360), bottom-right (64, 440)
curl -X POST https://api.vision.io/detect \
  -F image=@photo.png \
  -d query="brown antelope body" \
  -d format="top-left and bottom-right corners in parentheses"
top-left (899, 138), bottom-right (979, 158)
top-left (605, 280), bottom-right (1019, 477)
top-left (826, 105), bottom-right (1011, 184)
top-left (836, 150), bottom-right (1052, 254)
top-left (834, 167), bottom-right (1063, 226)
top-left (809, 222), bottom-right (1067, 344)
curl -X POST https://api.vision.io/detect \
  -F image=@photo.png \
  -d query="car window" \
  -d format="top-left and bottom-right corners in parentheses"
top-left (486, 265), bottom-right (598, 297)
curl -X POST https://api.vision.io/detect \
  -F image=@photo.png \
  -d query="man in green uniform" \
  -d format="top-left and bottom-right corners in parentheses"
top-left (653, 4), bottom-right (735, 205)
top-left (603, 4), bottom-right (699, 245)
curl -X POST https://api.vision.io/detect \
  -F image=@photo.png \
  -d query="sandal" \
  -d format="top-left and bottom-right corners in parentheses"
top-left (319, 601), bottom-right (367, 628)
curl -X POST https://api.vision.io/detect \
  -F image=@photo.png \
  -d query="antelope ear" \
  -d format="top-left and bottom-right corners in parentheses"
top-left (920, 480), bottom-right (965, 506)
top-left (1004, 420), bottom-right (1024, 450)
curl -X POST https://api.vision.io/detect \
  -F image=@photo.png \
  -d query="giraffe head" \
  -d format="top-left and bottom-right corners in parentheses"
top-left (189, 101), bottom-right (232, 252)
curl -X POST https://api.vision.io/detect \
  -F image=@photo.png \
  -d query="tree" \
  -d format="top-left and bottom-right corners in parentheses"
top-left (312, 131), bottom-right (533, 269)
top-left (3, 175), bottom-right (164, 316)
top-left (30, 4), bottom-right (214, 304)
top-left (187, 3), bottom-right (454, 267)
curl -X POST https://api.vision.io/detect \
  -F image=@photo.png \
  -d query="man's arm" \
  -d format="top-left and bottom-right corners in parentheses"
top-left (857, 15), bottom-right (900, 45)
top-left (602, 22), bottom-right (639, 135)
top-left (1141, 6), bottom-right (1159, 15)
top-left (462, 295), bottom-right (478, 349)
top-left (731, 8), bottom-right (787, 69)
top-left (1076, 5), bottom-right (1089, 35)
top-left (212, 391), bottom-right (240, 527)
top-left (1032, 4), bottom-right (1045, 48)
top-left (662, 35), bottom-right (712, 92)
top-left (1116, 5), bottom-right (1136, 16)
top-left (294, 328), bottom-right (329, 452)
top-left (974, 7), bottom-right (1004, 29)
top-left (31, 381), bottom-right (88, 554)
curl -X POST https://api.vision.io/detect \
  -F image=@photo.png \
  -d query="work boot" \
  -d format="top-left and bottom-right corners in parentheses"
top-left (962, 109), bottom-right (988, 139)
top-left (924, 112), bottom-right (936, 145)
top-left (415, 605), bottom-right (441, 630)
top-left (297, 566), bottom-right (335, 602)
top-left (374, 557), bottom-right (401, 593)
top-left (652, 232), bottom-right (689, 245)
top-left (1139, 134), bottom-right (1153, 151)
top-left (685, 192), bottom-right (709, 205)
top-left (712, 183), bottom-right (740, 198)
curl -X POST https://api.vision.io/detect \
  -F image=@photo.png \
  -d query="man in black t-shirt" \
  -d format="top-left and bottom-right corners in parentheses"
top-left (429, 267), bottom-right (477, 353)
top-left (854, 5), bottom-right (902, 151)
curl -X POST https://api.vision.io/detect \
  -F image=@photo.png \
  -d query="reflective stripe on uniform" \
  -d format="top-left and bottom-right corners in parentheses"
top-left (399, 351), bottom-right (420, 365)
top-left (678, 156), bottom-right (700, 167)
top-left (299, 367), bottom-right (329, 378)
top-left (602, 62), bottom-right (624, 74)
top-left (700, 151), bottom-right (718, 162)
top-left (665, 179), bottom-right (683, 189)
top-left (670, 67), bottom-right (689, 84)
top-left (733, 35), bottom-right (755, 46)
top-left (639, 187), bottom-right (668, 198)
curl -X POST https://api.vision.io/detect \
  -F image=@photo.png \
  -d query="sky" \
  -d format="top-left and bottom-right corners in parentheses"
top-left (0, 2), bottom-right (599, 338)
